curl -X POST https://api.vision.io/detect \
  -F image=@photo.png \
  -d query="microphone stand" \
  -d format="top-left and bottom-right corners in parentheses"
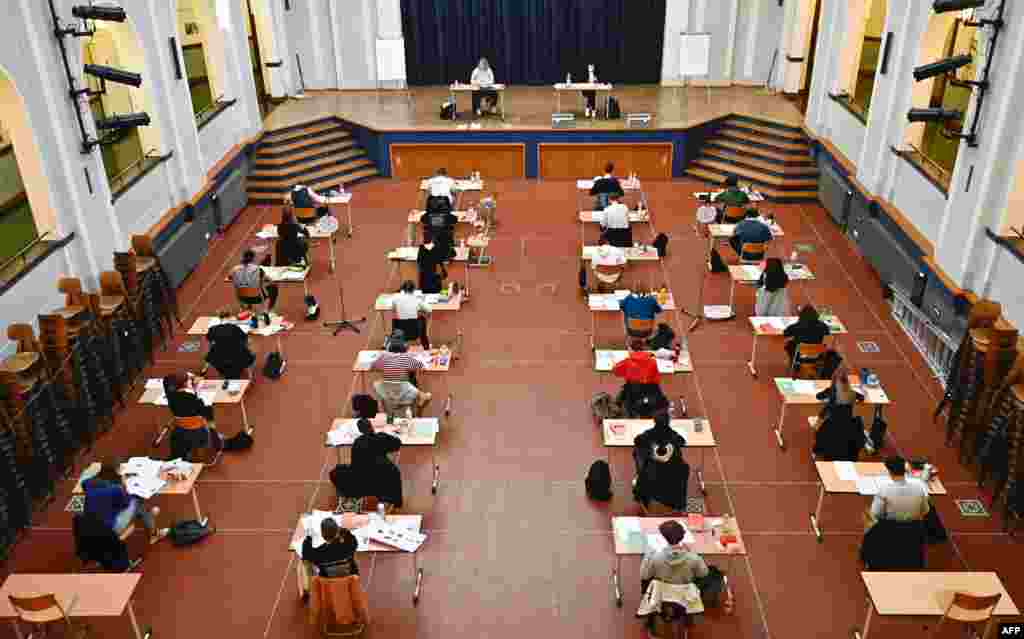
top-left (323, 274), bottom-right (366, 336)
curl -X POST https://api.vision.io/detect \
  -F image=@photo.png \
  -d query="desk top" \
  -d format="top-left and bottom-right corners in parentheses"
top-left (577, 179), bottom-right (642, 191)
top-left (861, 572), bottom-right (1019, 616)
top-left (694, 189), bottom-right (766, 203)
top-left (579, 210), bottom-right (649, 223)
top-left (256, 223), bottom-right (334, 240)
top-left (612, 517), bottom-right (746, 556)
top-left (595, 350), bottom-right (692, 374)
top-left (774, 377), bottom-right (890, 405)
top-left (327, 415), bottom-right (439, 446)
top-left (815, 461), bottom-right (946, 495)
top-left (290, 514), bottom-right (423, 554)
top-left (582, 245), bottom-right (659, 262)
top-left (449, 83), bottom-right (506, 91)
top-left (139, 378), bottom-right (250, 406)
top-left (0, 573), bottom-right (142, 618)
top-left (749, 315), bottom-right (847, 336)
top-left (261, 265), bottom-right (310, 282)
top-left (418, 178), bottom-right (483, 191)
top-left (73, 461), bottom-right (203, 496)
top-left (354, 348), bottom-right (452, 372)
top-left (554, 82), bottom-right (613, 90)
top-left (188, 314), bottom-right (293, 336)
top-left (602, 418), bottom-right (715, 447)
top-left (388, 246), bottom-right (471, 262)
top-left (375, 291), bottom-right (463, 312)
top-left (408, 210), bottom-right (477, 223)
top-left (729, 263), bottom-right (814, 282)
top-left (589, 292), bottom-right (675, 312)
top-left (709, 221), bottom-right (783, 237)
top-left (324, 193), bottom-right (352, 204)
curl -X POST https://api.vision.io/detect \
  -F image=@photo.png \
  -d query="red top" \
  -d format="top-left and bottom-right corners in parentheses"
top-left (612, 352), bottom-right (660, 384)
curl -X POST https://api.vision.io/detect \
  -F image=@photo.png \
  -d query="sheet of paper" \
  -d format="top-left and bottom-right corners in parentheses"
top-left (145, 378), bottom-right (164, 390)
top-left (357, 351), bottom-right (380, 365)
top-left (577, 179), bottom-right (593, 190)
top-left (833, 461), bottom-right (859, 481)
top-left (153, 394), bottom-right (169, 406)
top-left (124, 475), bottom-right (167, 499)
top-left (616, 518), bottom-right (642, 542)
top-left (198, 390), bottom-right (218, 406)
top-left (368, 521), bottom-right (427, 552)
top-left (740, 265), bottom-right (762, 280)
top-left (774, 378), bottom-right (795, 395)
top-left (856, 477), bottom-right (880, 496)
top-left (791, 380), bottom-right (818, 395)
top-left (413, 420), bottom-right (438, 438)
top-left (645, 533), bottom-right (668, 553)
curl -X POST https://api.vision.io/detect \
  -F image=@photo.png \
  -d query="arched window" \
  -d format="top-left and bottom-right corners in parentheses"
top-left (835, 0), bottom-right (887, 120)
top-left (177, 0), bottom-right (233, 123)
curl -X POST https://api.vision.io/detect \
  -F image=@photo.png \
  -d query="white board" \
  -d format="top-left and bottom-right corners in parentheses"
top-left (679, 32), bottom-right (711, 78)
top-left (375, 39), bottom-right (406, 82)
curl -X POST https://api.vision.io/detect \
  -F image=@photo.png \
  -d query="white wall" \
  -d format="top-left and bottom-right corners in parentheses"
top-left (0, 74), bottom-right (57, 236)
top-left (0, 243), bottom-right (70, 355)
top-left (826, 102), bottom-right (866, 165)
top-left (113, 160), bottom-right (176, 236)
top-left (889, 158), bottom-right (946, 244)
top-left (198, 103), bottom-right (240, 173)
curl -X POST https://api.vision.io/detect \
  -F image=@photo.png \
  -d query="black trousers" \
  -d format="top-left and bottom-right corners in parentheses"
top-left (582, 90), bottom-right (597, 111)
top-left (471, 89), bottom-right (499, 113)
top-left (393, 317), bottom-right (430, 349)
top-left (170, 427), bottom-right (210, 462)
top-left (602, 226), bottom-right (633, 248)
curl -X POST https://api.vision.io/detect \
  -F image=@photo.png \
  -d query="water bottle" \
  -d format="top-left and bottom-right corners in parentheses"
top-left (566, 72), bottom-right (572, 85)
top-left (790, 250), bottom-right (799, 263)
top-left (376, 502), bottom-right (387, 523)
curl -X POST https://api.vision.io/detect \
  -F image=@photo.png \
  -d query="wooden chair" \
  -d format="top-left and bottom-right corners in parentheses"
top-left (130, 235), bottom-right (158, 273)
top-left (295, 207), bottom-right (318, 226)
top-left (790, 343), bottom-right (828, 378)
top-left (37, 314), bottom-right (76, 392)
top-left (625, 317), bottom-right (656, 340)
top-left (739, 242), bottom-right (767, 264)
top-left (927, 591), bottom-right (1002, 639)
top-left (7, 593), bottom-right (86, 639)
top-left (236, 286), bottom-right (268, 316)
top-left (98, 271), bottom-right (130, 320)
top-left (639, 500), bottom-right (679, 516)
top-left (592, 263), bottom-right (625, 293)
top-left (55, 277), bottom-right (88, 320)
top-left (1, 324), bottom-right (43, 390)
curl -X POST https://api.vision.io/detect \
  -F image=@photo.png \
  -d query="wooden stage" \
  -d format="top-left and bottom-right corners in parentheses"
top-left (264, 85), bottom-right (803, 134)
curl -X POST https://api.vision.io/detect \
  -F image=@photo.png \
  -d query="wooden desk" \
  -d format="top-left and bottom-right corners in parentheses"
top-left (407, 210), bottom-right (477, 224)
top-left (588, 291), bottom-right (675, 350)
top-left (810, 461), bottom-right (945, 540)
top-left (140, 378), bottom-right (252, 436)
top-left (576, 178), bottom-right (645, 212)
top-left (188, 314), bottom-right (293, 358)
top-left (602, 418), bottom-right (715, 493)
top-left (747, 315), bottom-right (846, 377)
top-left (579, 210), bottom-right (649, 224)
top-left (594, 350), bottom-right (693, 374)
top-left (449, 82), bottom-right (507, 120)
top-left (725, 263), bottom-right (814, 317)
top-left (260, 265), bottom-right (311, 298)
top-left (375, 291), bottom-right (463, 313)
top-left (610, 516), bottom-right (745, 606)
top-left (418, 178), bottom-right (483, 193)
top-left (694, 189), bottom-right (766, 203)
top-left (256, 222), bottom-right (338, 272)
top-left (289, 513), bottom-right (426, 603)
top-left (855, 572), bottom-right (1019, 639)
top-left (327, 414), bottom-right (442, 493)
top-left (74, 461), bottom-right (207, 525)
top-left (707, 220), bottom-right (783, 257)
top-left (771, 376), bottom-right (889, 449)
top-left (353, 349), bottom-right (452, 373)
top-left (553, 82), bottom-right (613, 116)
top-left (582, 245), bottom-right (660, 262)
top-left (388, 246), bottom-right (473, 294)
top-left (0, 573), bottom-right (148, 639)
top-left (324, 192), bottom-right (353, 242)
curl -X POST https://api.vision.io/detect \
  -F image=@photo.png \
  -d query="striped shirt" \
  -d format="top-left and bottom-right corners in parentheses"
top-left (371, 352), bottom-right (424, 381)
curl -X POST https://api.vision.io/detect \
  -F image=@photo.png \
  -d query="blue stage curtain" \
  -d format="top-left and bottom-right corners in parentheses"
top-left (399, 0), bottom-right (667, 86)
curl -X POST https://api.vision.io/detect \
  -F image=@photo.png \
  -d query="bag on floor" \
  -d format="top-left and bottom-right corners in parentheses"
top-left (169, 519), bottom-right (212, 547)
top-left (585, 460), bottom-right (613, 501)
top-left (263, 351), bottom-right (285, 379)
top-left (646, 323), bottom-right (675, 350)
top-left (653, 233), bottom-right (669, 258)
top-left (304, 295), bottom-right (320, 321)
top-left (818, 350), bottom-right (844, 380)
top-left (868, 407), bottom-right (888, 452)
top-left (578, 263), bottom-right (587, 292)
top-left (607, 96), bottom-right (621, 119)
top-left (708, 248), bottom-right (728, 273)
top-left (223, 430), bottom-right (254, 451)
top-left (440, 101), bottom-right (455, 120)
top-left (352, 394), bottom-right (379, 419)
top-left (591, 391), bottom-right (622, 420)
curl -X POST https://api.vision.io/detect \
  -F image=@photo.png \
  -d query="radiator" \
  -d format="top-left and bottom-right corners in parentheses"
top-left (817, 158), bottom-right (852, 227)
top-left (156, 204), bottom-right (215, 289)
top-left (212, 167), bottom-right (247, 230)
top-left (850, 217), bottom-right (925, 298)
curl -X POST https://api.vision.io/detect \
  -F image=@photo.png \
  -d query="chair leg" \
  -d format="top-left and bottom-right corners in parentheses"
top-left (926, 614), bottom-right (945, 638)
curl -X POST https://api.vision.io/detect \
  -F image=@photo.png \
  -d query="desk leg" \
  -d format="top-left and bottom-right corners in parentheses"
top-left (853, 598), bottom-right (874, 639)
top-left (748, 334), bottom-right (758, 377)
top-left (450, 90), bottom-right (456, 120)
top-left (500, 91), bottom-right (505, 121)
top-left (346, 202), bottom-right (353, 238)
top-left (240, 399), bottom-right (251, 431)
top-left (728, 279), bottom-right (736, 311)
top-left (556, 91), bottom-right (561, 114)
top-left (698, 447), bottom-right (706, 495)
top-left (413, 550), bottom-right (424, 604)
top-left (191, 486), bottom-right (208, 526)
top-left (126, 600), bottom-right (146, 639)
top-left (612, 555), bottom-right (623, 607)
top-left (810, 483), bottom-right (825, 541)
top-left (328, 234), bottom-right (336, 273)
top-left (774, 403), bottom-right (786, 449)
top-left (9, 619), bottom-right (24, 639)
top-left (590, 312), bottom-right (597, 351)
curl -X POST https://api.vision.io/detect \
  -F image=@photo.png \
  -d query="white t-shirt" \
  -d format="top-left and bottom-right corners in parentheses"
top-left (391, 291), bottom-right (430, 320)
top-left (427, 175), bottom-right (456, 200)
top-left (598, 202), bottom-right (630, 229)
top-left (471, 67), bottom-right (495, 86)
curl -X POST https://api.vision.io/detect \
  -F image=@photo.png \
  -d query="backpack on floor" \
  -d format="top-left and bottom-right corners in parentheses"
top-left (818, 350), bottom-right (844, 380)
top-left (591, 391), bottom-right (623, 420)
top-left (607, 97), bottom-right (621, 119)
top-left (868, 406), bottom-right (888, 452)
top-left (440, 101), bottom-right (455, 120)
top-left (585, 460), bottom-right (613, 501)
top-left (653, 233), bottom-right (669, 258)
top-left (352, 394), bottom-right (379, 419)
top-left (646, 323), bottom-right (676, 351)
top-left (223, 430), bottom-right (254, 451)
top-left (263, 351), bottom-right (285, 379)
top-left (709, 248), bottom-right (728, 273)
top-left (304, 295), bottom-right (320, 321)
top-left (169, 519), bottom-right (213, 547)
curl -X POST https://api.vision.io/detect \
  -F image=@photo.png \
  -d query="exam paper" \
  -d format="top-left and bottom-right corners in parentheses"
top-left (198, 390), bottom-right (218, 406)
top-left (124, 475), bottom-right (167, 499)
top-left (791, 380), bottom-right (818, 395)
top-left (646, 533), bottom-right (668, 553)
top-left (834, 461), bottom-right (859, 481)
top-left (145, 378), bottom-right (164, 390)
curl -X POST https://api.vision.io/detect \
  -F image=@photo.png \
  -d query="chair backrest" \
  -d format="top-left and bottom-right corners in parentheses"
top-left (7, 324), bottom-right (39, 354)
top-left (100, 271), bottom-right (127, 297)
top-left (237, 286), bottom-right (263, 300)
top-left (7, 593), bottom-right (66, 620)
top-left (113, 252), bottom-right (140, 292)
top-left (949, 591), bottom-right (1001, 615)
top-left (174, 415), bottom-right (208, 430)
top-left (58, 277), bottom-right (84, 306)
top-left (294, 207), bottom-right (317, 224)
top-left (795, 342), bottom-right (828, 361)
top-left (131, 235), bottom-right (156, 258)
top-left (627, 318), bottom-right (655, 334)
top-left (739, 242), bottom-right (767, 263)
top-left (594, 263), bottom-right (623, 278)
top-left (37, 314), bottom-right (70, 348)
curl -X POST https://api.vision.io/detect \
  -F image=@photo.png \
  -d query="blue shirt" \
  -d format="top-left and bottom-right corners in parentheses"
top-left (292, 187), bottom-right (314, 209)
top-left (82, 478), bottom-right (131, 530)
top-left (734, 218), bottom-right (773, 245)
top-left (620, 294), bottom-right (662, 320)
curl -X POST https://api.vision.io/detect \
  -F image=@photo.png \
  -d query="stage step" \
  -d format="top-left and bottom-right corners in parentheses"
top-left (249, 156), bottom-right (374, 188)
top-left (261, 119), bottom-right (342, 145)
top-left (255, 132), bottom-right (354, 162)
top-left (250, 148), bottom-right (367, 181)
top-left (248, 167), bottom-right (380, 205)
top-left (705, 138), bottom-right (814, 165)
top-left (686, 167), bottom-right (817, 202)
top-left (723, 117), bottom-right (806, 142)
top-left (702, 147), bottom-right (819, 177)
top-left (690, 158), bottom-right (818, 189)
top-left (718, 128), bottom-right (810, 155)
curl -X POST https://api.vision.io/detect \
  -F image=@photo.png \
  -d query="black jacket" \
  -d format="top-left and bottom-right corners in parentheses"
top-left (634, 424), bottom-right (687, 464)
top-left (167, 390), bottom-right (214, 421)
top-left (589, 177), bottom-right (624, 197)
top-left (301, 529), bottom-right (359, 577)
top-left (635, 458), bottom-right (690, 511)
top-left (860, 519), bottom-right (925, 570)
top-left (276, 222), bottom-right (310, 266)
top-left (812, 404), bottom-right (863, 461)
top-left (73, 512), bottom-right (130, 572)
top-left (352, 432), bottom-right (402, 469)
top-left (205, 324), bottom-right (255, 377)
top-left (783, 318), bottom-right (830, 346)
top-left (417, 243), bottom-right (447, 294)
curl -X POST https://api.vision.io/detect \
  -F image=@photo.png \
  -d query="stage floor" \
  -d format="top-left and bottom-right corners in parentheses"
top-left (264, 85), bottom-right (805, 133)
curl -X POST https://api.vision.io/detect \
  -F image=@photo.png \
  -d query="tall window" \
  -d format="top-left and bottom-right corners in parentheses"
top-left (835, 0), bottom-right (888, 121)
top-left (177, 0), bottom-right (233, 125)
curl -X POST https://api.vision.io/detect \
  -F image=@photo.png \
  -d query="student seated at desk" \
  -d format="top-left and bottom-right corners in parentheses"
top-left (812, 403), bottom-right (865, 462)
top-left (299, 518), bottom-right (359, 601)
top-left (621, 292), bottom-right (663, 329)
top-left (164, 372), bottom-right (218, 462)
top-left (82, 459), bottom-right (166, 545)
top-left (614, 339), bottom-right (661, 385)
top-left (713, 175), bottom-right (750, 223)
top-left (370, 334), bottom-right (433, 410)
top-left (729, 213), bottom-right (773, 259)
top-left (633, 412), bottom-right (686, 475)
top-left (816, 366), bottom-right (865, 413)
top-left (865, 456), bottom-right (930, 529)
top-left (470, 58), bottom-right (498, 116)
top-left (202, 319), bottom-right (255, 381)
top-left (783, 305), bottom-right (830, 360)
top-left (590, 162), bottom-right (624, 209)
top-left (597, 192), bottom-right (632, 248)
top-left (424, 197), bottom-right (458, 259)
top-left (352, 418), bottom-right (402, 469)
top-left (425, 168), bottom-right (457, 209)
top-left (417, 230), bottom-right (449, 294)
top-left (391, 280), bottom-right (432, 349)
top-left (231, 250), bottom-right (270, 316)
top-left (290, 183), bottom-right (330, 219)
top-left (276, 208), bottom-right (310, 267)
top-left (755, 258), bottom-right (790, 317)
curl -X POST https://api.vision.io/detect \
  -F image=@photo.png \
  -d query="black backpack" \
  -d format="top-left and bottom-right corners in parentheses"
top-left (223, 430), bottom-right (254, 451)
top-left (868, 407), bottom-right (888, 452)
top-left (440, 102), bottom-right (455, 120)
top-left (263, 351), bottom-right (285, 379)
top-left (607, 97), bottom-right (621, 119)
top-left (709, 248), bottom-right (728, 273)
top-left (578, 263), bottom-right (587, 292)
top-left (304, 295), bottom-right (320, 321)
top-left (169, 519), bottom-right (213, 546)
top-left (647, 323), bottom-right (675, 350)
top-left (585, 460), bottom-right (613, 501)
top-left (653, 233), bottom-right (669, 258)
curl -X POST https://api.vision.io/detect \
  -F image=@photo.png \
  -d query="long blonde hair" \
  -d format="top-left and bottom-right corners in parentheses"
top-left (832, 365), bottom-right (855, 404)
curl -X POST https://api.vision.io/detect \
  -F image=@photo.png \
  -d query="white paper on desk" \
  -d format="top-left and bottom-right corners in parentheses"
top-left (856, 477), bottom-right (881, 495)
top-left (577, 179), bottom-right (593, 190)
top-left (197, 390), bottom-right (218, 406)
top-left (326, 424), bottom-right (356, 446)
top-left (145, 378), bottom-right (164, 390)
top-left (368, 522), bottom-right (426, 552)
top-left (617, 518), bottom-right (642, 542)
top-left (656, 359), bottom-right (675, 374)
top-left (153, 394), bottom-right (169, 406)
top-left (740, 265), bottom-right (761, 280)
top-left (256, 230), bottom-right (275, 240)
top-left (299, 510), bottom-right (339, 550)
top-left (124, 475), bottom-right (167, 499)
top-left (645, 533), bottom-right (668, 553)
top-left (791, 380), bottom-right (818, 395)
top-left (357, 351), bottom-right (380, 366)
top-left (122, 457), bottom-right (164, 478)
top-left (833, 461), bottom-right (859, 481)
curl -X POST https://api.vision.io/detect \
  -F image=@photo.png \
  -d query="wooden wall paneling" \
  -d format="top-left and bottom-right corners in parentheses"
top-left (537, 143), bottom-right (673, 179)
top-left (389, 144), bottom-right (525, 179)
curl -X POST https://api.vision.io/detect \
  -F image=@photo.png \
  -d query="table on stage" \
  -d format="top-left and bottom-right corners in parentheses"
top-left (0, 573), bottom-right (149, 639)
top-left (810, 461), bottom-right (945, 540)
top-left (188, 313), bottom-right (294, 358)
top-left (854, 571), bottom-right (1018, 639)
top-left (257, 222), bottom-right (339, 273)
top-left (553, 82), bottom-right (613, 116)
top-left (594, 349), bottom-right (693, 374)
top-left (289, 512), bottom-right (427, 603)
top-left (746, 314), bottom-right (846, 377)
top-left (587, 291), bottom-right (675, 349)
top-left (448, 82), bottom-right (507, 120)
top-left (74, 460), bottom-right (209, 526)
top-left (726, 262), bottom-right (814, 316)
top-left (771, 376), bottom-right (890, 449)
top-left (610, 516), bottom-right (745, 607)
top-left (582, 245), bottom-right (660, 263)
top-left (139, 378), bottom-right (253, 441)
top-left (602, 418), bottom-right (715, 493)
top-left (326, 414), bottom-right (441, 492)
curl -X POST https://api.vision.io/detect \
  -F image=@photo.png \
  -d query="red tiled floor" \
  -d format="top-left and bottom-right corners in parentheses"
top-left (6, 175), bottom-right (1024, 639)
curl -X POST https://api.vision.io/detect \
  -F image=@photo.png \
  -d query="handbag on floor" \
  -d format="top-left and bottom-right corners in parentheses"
top-left (169, 519), bottom-right (213, 546)
top-left (223, 430), bottom-right (254, 451)
top-left (585, 460), bottom-right (613, 501)
top-left (263, 351), bottom-right (286, 379)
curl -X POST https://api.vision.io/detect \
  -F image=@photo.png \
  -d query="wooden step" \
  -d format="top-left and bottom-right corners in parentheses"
top-left (248, 168), bottom-right (379, 203)
top-left (247, 157), bottom-right (375, 189)
top-left (686, 167), bottom-right (818, 201)
top-left (256, 132), bottom-right (352, 159)
top-left (707, 138), bottom-right (813, 164)
top-left (250, 149), bottom-right (366, 179)
top-left (702, 147), bottom-right (819, 176)
top-left (719, 129), bottom-right (809, 153)
top-left (691, 158), bottom-right (818, 188)
top-left (261, 120), bottom-right (344, 146)
top-left (724, 119), bottom-right (806, 142)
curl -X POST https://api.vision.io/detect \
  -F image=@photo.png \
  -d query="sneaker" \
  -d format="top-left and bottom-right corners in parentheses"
top-left (150, 528), bottom-right (170, 545)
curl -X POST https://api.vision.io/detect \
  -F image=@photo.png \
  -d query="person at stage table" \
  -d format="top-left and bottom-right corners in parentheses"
top-left (579, 64), bottom-right (599, 117)
top-left (589, 162), bottom-right (624, 209)
top-left (289, 183), bottom-right (330, 220)
top-left (470, 57), bottom-right (498, 116)
top-left (783, 304), bottom-right (830, 361)
top-left (596, 192), bottom-right (632, 247)
top-left (755, 257), bottom-right (790, 317)
top-left (391, 279), bottom-right (432, 349)
top-left (729, 210), bottom-right (774, 260)
top-left (713, 175), bottom-right (750, 223)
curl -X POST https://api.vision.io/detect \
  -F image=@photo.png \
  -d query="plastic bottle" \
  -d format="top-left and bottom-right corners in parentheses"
top-left (790, 250), bottom-right (799, 263)
top-left (566, 72), bottom-right (572, 84)
top-left (377, 502), bottom-right (387, 523)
